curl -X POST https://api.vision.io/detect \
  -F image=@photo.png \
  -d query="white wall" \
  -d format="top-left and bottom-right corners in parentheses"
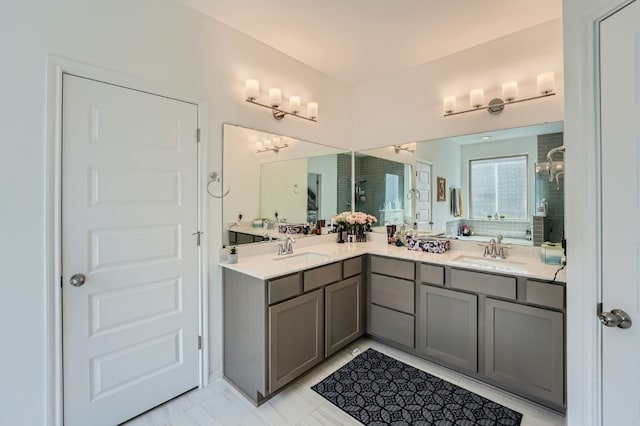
top-left (1, 1), bottom-right (351, 424)
top-left (260, 159), bottom-right (307, 223)
top-left (351, 19), bottom-right (564, 150)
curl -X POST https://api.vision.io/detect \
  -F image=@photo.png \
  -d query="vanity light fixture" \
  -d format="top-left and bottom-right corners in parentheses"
top-left (256, 136), bottom-right (289, 153)
top-left (245, 79), bottom-right (318, 122)
top-left (394, 143), bottom-right (415, 153)
top-left (443, 72), bottom-right (556, 117)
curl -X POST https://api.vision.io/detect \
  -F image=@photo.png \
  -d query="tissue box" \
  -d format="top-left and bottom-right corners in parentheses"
top-left (541, 242), bottom-right (563, 264)
top-left (406, 235), bottom-right (451, 254)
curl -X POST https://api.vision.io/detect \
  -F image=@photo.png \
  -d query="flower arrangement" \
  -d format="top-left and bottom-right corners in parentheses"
top-left (332, 211), bottom-right (377, 227)
top-left (332, 211), bottom-right (377, 242)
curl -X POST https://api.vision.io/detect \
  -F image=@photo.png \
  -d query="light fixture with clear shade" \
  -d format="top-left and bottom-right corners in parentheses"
top-left (256, 136), bottom-right (289, 153)
top-left (244, 78), bottom-right (318, 122)
top-left (443, 72), bottom-right (556, 116)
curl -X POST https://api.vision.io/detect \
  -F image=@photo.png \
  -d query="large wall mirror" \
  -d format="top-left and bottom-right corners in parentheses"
top-left (356, 121), bottom-right (564, 246)
top-left (222, 124), bottom-right (352, 246)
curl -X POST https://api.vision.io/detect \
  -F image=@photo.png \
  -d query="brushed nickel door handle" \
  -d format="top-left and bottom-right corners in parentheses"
top-left (69, 273), bottom-right (86, 287)
top-left (598, 308), bottom-right (632, 329)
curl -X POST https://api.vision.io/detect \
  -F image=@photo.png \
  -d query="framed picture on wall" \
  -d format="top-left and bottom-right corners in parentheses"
top-left (437, 177), bottom-right (446, 202)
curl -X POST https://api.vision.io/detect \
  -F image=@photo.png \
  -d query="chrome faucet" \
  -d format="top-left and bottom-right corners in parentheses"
top-left (488, 239), bottom-right (497, 258)
top-left (277, 233), bottom-right (295, 255)
top-left (285, 234), bottom-right (295, 254)
top-left (481, 237), bottom-right (507, 259)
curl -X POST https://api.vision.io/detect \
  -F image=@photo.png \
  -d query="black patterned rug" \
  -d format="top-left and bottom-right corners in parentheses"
top-left (311, 348), bottom-right (522, 426)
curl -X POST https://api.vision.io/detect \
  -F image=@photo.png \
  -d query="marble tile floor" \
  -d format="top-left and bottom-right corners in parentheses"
top-left (123, 338), bottom-right (566, 426)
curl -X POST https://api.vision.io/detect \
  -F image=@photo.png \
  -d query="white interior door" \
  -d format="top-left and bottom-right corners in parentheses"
top-left (415, 160), bottom-right (432, 231)
top-left (62, 74), bottom-right (200, 426)
top-left (600, 1), bottom-right (640, 423)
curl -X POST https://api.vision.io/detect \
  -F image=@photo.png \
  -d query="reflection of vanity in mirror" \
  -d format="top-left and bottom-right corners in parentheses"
top-left (222, 124), bottom-right (351, 246)
top-left (356, 121), bottom-right (565, 246)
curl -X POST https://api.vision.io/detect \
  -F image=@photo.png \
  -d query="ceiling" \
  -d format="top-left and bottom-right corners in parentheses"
top-left (180, 0), bottom-right (562, 86)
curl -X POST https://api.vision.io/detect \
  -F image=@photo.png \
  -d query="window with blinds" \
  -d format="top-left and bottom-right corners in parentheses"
top-left (470, 155), bottom-right (527, 219)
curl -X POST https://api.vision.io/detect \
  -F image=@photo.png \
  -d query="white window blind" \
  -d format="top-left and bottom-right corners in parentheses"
top-left (470, 155), bottom-right (527, 219)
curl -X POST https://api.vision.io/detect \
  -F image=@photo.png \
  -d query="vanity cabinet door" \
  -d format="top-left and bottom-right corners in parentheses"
top-left (484, 298), bottom-right (564, 408)
top-left (268, 288), bottom-right (324, 393)
top-left (325, 275), bottom-right (363, 357)
top-left (418, 285), bottom-right (478, 372)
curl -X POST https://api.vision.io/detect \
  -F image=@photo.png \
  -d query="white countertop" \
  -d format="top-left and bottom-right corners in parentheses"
top-left (220, 238), bottom-right (566, 283)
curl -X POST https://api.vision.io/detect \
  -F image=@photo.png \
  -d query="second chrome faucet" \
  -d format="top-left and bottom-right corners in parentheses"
top-left (483, 236), bottom-right (507, 259)
top-left (277, 233), bottom-right (296, 255)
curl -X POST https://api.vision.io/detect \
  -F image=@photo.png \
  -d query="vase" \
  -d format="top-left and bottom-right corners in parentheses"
top-left (228, 253), bottom-right (238, 264)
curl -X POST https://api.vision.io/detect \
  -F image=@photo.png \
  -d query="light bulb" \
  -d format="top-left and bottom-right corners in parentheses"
top-left (245, 79), bottom-right (259, 100)
top-left (307, 102), bottom-right (318, 119)
top-left (469, 89), bottom-right (484, 108)
top-left (443, 96), bottom-right (456, 114)
top-left (289, 96), bottom-right (301, 114)
top-left (268, 88), bottom-right (282, 107)
top-left (502, 81), bottom-right (518, 101)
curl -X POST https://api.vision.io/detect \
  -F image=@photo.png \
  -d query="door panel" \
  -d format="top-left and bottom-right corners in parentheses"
top-left (62, 74), bottom-right (200, 426)
top-left (415, 160), bottom-right (432, 230)
top-left (600, 2), bottom-right (640, 423)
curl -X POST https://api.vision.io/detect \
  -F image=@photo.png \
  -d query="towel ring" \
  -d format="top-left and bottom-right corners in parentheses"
top-left (206, 172), bottom-right (230, 198)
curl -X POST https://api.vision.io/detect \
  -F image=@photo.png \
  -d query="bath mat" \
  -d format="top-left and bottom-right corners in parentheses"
top-left (311, 348), bottom-right (522, 425)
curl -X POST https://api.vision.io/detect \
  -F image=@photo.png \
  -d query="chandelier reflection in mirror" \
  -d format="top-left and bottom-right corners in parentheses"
top-left (443, 72), bottom-right (556, 116)
top-left (245, 79), bottom-right (318, 122)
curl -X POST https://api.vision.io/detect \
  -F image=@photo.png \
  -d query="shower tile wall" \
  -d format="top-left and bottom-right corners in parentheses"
top-left (354, 155), bottom-right (405, 222)
top-left (536, 132), bottom-right (565, 242)
top-left (336, 153), bottom-right (352, 213)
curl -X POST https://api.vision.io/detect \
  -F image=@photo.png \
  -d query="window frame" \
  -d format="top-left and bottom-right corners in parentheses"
top-left (468, 154), bottom-right (529, 220)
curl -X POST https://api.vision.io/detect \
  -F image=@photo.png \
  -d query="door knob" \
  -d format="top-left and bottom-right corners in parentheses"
top-left (69, 273), bottom-right (86, 287)
top-left (598, 308), bottom-right (632, 329)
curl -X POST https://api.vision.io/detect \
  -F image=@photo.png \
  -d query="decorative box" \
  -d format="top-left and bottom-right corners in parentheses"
top-left (278, 224), bottom-right (305, 234)
top-left (406, 235), bottom-right (451, 254)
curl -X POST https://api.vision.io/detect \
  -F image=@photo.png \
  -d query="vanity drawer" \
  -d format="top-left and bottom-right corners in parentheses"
top-left (370, 273), bottom-right (414, 314)
top-left (343, 256), bottom-right (362, 278)
top-left (268, 273), bottom-right (302, 305)
top-left (370, 256), bottom-right (415, 280)
top-left (450, 269), bottom-right (516, 300)
top-left (420, 263), bottom-right (445, 286)
top-left (526, 280), bottom-right (565, 310)
top-left (303, 262), bottom-right (341, 292)
top-left (369, 304), bottom-right (414, 348)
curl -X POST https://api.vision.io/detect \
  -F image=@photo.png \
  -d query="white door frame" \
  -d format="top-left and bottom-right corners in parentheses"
top-left (44, 56), bottom-right (209, 426)
top-left (565, 1), bottom-right (635, 425)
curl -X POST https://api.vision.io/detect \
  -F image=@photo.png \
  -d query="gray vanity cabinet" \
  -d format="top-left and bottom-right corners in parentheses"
top-left (325, 275), bottom-right (363, 357)
top-left (418, 285), bottom-right (478, 372)
top-left (484, 298), bottom-right (564, 407)
top-left (368, 256), bottom-right (415, 348)
top-left (268, 288), bottom-right (324, 393)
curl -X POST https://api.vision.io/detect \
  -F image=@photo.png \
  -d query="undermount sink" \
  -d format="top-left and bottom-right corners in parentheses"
top-left (450, 255), bottom-right (527, 273)
top-left (272, 252), bottom-right (330, 264)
